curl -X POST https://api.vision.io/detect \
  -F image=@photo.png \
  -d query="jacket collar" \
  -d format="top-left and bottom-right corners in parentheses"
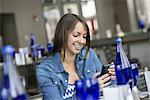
top-left (53, 48), bottom-right (88, 73)
top-left (53, 52), bottom-right (64, 73)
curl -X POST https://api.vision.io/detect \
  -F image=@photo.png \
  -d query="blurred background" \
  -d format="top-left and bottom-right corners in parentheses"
top-left (0, 0), bottom-right (150, 99)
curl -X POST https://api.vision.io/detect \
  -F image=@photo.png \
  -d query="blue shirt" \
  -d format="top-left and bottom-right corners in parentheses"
top-left (36, 48), bottom-right (102, 100)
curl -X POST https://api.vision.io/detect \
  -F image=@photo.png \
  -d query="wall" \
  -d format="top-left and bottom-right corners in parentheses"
top-left (1, 0), bottom-right (133, 46)
top-left (113, 0), bottom-right (130, 32)
top-left (130, 42), bottom-right (150, 67)
top-left (95, 0), bottom-right (131, 39)
top-left (1, 0), bottom-right (47, 48)
top-left (0, 0), bottom-right (2, 13)
top-left (1, 13), bottom-right (19, 49)
top-left (95, 0), bottom-right (115, 39)
top-left (146, 0), bottom-right (150, 26)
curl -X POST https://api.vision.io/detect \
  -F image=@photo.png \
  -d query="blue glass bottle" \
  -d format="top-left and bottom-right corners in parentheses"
top-left (115, 37), bottom-right (133, 88)
top-left (47, 43), bottom-right (53, 53)
top-left (30, 33), bottom-right (37, 58)
top-left (75, 78), bottom-right (99, 100)
top-left (138, 20), bottom-right (145, 29)
top-left (131, 63), bottom-right (139, 86)
top-left (75, 79), bottom-right (85, 99)
top-left (0, 52), bottom-right (10, 100)
top-left (0, 45), bottom-right (28, 100)
top-left (86, 78), bottom-right (99, 100)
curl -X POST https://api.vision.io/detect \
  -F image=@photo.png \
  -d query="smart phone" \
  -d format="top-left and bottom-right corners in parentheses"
top-left (96, 64), bottom-right (112, 78)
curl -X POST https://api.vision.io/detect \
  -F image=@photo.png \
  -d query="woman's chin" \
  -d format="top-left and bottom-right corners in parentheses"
top-left (73, 49), bottom-right (81, 54)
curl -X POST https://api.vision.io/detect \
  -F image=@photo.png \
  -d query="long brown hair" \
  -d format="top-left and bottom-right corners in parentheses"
top-left (52, 14), bottom-right (90, 60)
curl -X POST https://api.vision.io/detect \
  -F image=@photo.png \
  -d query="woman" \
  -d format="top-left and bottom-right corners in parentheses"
top-left (36, 14), bottom-right (116, 100)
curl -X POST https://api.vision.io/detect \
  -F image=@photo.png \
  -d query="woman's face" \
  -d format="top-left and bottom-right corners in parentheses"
top-left (66, 22), bottom-right (87, 55)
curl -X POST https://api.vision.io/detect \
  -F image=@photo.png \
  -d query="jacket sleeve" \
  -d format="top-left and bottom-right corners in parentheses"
top-left (90, 49), bottom-right (117, 85)
top-left (36, 65), bottom-right (63, 100)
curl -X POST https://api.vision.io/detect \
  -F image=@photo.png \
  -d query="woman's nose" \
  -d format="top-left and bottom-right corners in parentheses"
top-left (78, 36), bottom-right (85, 44)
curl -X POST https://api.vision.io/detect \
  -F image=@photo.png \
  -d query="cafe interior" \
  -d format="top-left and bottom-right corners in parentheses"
top-left (0, 0), bottom-right (150, 99)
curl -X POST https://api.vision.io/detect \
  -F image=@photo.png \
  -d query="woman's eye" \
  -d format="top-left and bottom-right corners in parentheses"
top-left (73, 34), bottom-right (78, 37)
top-left (72, 32), bottom-right (87, 38)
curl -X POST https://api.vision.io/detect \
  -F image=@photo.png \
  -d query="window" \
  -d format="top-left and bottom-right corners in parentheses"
top-left (42, 0), bottom-right (98, 42)
top-left (42, 4), bottom-right (60, 43)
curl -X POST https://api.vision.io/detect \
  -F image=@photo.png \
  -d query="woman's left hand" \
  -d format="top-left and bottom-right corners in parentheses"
top-left (108, 62), bottom-right (116, 80)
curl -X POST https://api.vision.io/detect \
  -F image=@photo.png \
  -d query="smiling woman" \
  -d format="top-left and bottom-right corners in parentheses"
top-left (66, 22), bottom-right (87, 54)
top-left (36, 14), bottom-right (116, 100)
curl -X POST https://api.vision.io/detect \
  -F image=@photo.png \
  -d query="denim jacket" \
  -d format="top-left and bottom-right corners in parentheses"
top-left (36, 48), bottom-right (102, 100)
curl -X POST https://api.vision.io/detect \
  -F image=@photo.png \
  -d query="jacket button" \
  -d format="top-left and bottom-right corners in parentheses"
top-left (55, 81), bottom-right (58, 84)
top-left (87, 70), bottom-right (90, 72)
top-left (65, 80), bottom-right (68, 82)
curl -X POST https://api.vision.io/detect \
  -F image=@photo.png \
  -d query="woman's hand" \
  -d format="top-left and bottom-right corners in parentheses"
top-left (93, 72), bottom-right (111, 89)
top-left (93, 62), bottom-right (116, 90)
top-left (108, 62), bottom-right (116, 80)
top-left (97, 73), bottom-right (111, 89)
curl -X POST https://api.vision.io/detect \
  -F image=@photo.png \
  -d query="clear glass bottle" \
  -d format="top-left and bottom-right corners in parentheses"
top-left (116, 24), bottom-right (125, 37)
top-left (0, 45), bottom-right (28, 100)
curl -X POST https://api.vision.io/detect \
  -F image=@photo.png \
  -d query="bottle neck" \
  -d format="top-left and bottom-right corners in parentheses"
top-left (116, 42), bottom-right (131, 69)
top-left (116, 42), bottom-right (123, 52)
top-left (3, 54), bottom-right (14, 74)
